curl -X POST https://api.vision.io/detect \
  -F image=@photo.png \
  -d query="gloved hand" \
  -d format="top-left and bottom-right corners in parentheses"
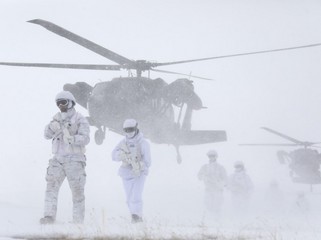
top-left (63, 134), bottom-right (75, 145)
top-left (49, 121), bottom-right (61, 133)
top-left (118, 150), bottom-right (128, 162)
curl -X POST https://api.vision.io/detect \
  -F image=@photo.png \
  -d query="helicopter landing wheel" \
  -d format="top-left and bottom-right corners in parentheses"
top-left (176, 154), bottom-right (182, 164)
top-left (95, 129), bottom-right (105, 145)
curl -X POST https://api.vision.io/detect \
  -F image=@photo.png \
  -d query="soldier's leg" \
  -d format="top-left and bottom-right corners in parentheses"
top-left (65, 161), bottom-right (86, 223)
top-left (204, 191), bottom-right (215, 213)
top-left (43, 159), bottom-right (66, 220)
top-left (122, 177), bottom-right (135, 213)
top-left (213, 191), bottom-right (224, 215)
top-left (127, 175), bottom-right (146, 217)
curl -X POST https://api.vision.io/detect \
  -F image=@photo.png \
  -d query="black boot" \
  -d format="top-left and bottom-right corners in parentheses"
top-left (40, 216), bottom-right (55, 224)
top-left (131, 214), bottom-right (143, 223)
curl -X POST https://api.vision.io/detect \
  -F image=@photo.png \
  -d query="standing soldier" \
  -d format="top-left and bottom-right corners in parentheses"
top-left (198, 150), bottom-right (228, 215)
top-left (294, 191), bottom-right (310, 213)
top-left (112, 119), bottom-right (151, 223)
top-left (227, 161), bottom-right (254, 215)
top-left (264, 180), bottom-right (285, 215)
top-left (40, 91), bottom-right (90, 224)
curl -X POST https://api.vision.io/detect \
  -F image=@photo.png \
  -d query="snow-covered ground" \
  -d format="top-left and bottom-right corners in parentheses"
top-left (1, 0), bottom-right (321, 239)
top-left (2, 136), bottom-right (321, 240)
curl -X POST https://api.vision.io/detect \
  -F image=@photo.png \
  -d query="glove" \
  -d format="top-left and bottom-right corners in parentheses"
top-left (49, 121), bottom-right (61, 133)
top-left (63, 135), bottom-right (75, 145)
top-left (118, 150), bottom-right (128, 162)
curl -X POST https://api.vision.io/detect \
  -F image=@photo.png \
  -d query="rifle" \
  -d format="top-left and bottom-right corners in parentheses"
top-left (62, 125), bottom-right (73, 144)
top-left (119, 142), bottom-right (142, 176)
top-left (51, 122), bottom-right (74, 146)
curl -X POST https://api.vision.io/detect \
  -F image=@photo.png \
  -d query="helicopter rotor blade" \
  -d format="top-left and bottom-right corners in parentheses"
top-left (0, 62), bottom-right (121, 70)
top-left (27, 19), bottom-right (134, 66)
top-left (311, 145), bottom-right (321, 149)
top-left (151, 68), bottom-right (214, 81)
top-left (261, 127), bottom-right (309, 145)
top-left (152, 43), bottom-right (321, 67)
top-left (239, 143), bottom-right (301, 146)
top-left (309, 142), bottom-right (321, 147)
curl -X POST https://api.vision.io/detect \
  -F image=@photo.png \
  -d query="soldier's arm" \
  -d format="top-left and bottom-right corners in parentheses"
top-left (44, 120), bottom-right (61, 139)
top-left (112, 140), bottom-right (127, 162)
top-left (44, 124), bottom-right (54, 139)
top-left (73, 115), bottom-right (90, 145)
top-left (141, 140), bottom-right (151, 168)
top-left (246, 175), bottom-right (255, 192)
top-left (197, 166), bottom-right (205, 181)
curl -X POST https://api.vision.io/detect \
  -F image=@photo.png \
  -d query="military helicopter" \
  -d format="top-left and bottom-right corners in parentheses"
top-left (240, 127), bottom-right (321, 186)
top-left (1, 19), bottom-right (321, 162)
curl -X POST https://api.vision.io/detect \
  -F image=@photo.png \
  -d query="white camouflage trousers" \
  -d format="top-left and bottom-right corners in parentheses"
top-left (44, 158), bottom-right (86, 223)
top-left (122, 175), bottom-right (146, 217)
top-left (204, 190), bottom-right (224, 215)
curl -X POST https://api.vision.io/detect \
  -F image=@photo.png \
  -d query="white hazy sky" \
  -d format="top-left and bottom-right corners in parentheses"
top-left (1, 0), bottom-right (321, 238)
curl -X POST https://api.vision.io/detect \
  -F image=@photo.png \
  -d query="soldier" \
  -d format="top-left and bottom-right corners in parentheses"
top-left (227, 161), bottom-right (254, 215)
top-left (294, 191), bottom-right (310, 213)
top-left (40, 91), bottom-right (90, 224)
top-left (198, 150), bottom-right (227, 215)
top-left (112, 119), bottom-right (151, 223)
top-left (264, 180), bottom-right (285, 214)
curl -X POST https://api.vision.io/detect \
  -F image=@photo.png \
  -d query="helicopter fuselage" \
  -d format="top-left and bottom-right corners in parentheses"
top-left (64, 77), bottom-right (227, 147)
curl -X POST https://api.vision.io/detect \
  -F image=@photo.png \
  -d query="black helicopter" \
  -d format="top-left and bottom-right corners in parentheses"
top-left (240, 127), bottom-right (321, 185)
top-left (1, 19), bottom-right (321, 162)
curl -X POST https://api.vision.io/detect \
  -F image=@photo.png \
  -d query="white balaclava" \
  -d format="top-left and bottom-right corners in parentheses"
top-left (207, 150), bottom-right (218, 163)
top-left (234, 161), bottom-right (245, 172)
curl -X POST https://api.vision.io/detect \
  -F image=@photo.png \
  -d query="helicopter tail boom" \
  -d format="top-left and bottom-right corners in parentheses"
top-left (177, 130), bottom-right (227, 145)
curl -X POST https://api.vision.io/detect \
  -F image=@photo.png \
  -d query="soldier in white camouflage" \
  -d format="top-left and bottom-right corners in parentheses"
top-left (40, 91), bottom-right (90, 224)
top-left (198, 150), bottom-right (228, 215)
top-left (112, 119), bottom-right (151, 223)
top-left (227, 161), bottom-right (254, 216)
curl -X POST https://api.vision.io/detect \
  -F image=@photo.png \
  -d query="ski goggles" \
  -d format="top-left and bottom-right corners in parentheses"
top-left (56, 99), bottom-right (69, 107)
top-left (123, 127), bottom-right (136, 133)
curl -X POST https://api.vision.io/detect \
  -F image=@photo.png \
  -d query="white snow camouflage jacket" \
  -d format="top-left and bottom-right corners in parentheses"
top-left (198, 162), bottom-right (228, 191)
top-left (227, 170), bottom-right (254, 195)
top-left (112, 131), bottom-right (151, 178)
top-left (44, 108), bottom-right (90, 161)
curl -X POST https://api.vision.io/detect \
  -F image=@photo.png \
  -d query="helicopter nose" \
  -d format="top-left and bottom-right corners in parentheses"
top-left (63, 82), bottom-right (93, 109)
top-left (164, 79), bottom-right (203, 110)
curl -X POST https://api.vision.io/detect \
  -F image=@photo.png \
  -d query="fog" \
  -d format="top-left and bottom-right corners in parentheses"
top-left (1, 0), bottom-right (321, 239)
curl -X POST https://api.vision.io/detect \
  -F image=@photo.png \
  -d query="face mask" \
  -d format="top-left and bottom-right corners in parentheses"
top-left (235, 166), bottom-right (244, 172)
top-left (209, 157), bottom-right (217, 163)
top-left (126, 131), bottom-right (136, 138)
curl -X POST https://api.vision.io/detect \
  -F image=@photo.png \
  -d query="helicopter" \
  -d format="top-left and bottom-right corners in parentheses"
top-left (1, 19), bottom-right (321, 163)
top-left (240, 127), bottom-right (321, 185)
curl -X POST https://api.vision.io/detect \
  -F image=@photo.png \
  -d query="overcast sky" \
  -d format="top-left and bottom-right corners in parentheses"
top-left (1, 0), bottom-right (321, 234)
